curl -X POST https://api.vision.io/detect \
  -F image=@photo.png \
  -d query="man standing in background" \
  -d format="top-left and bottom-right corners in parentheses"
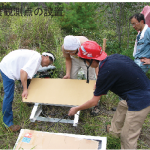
top-left (130, 13), bottom-right (150, 73)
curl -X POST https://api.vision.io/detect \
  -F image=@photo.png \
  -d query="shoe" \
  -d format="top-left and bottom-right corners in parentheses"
top-left (90, 106), bottom-right (100, 116)
top-left (111, 107), bottom-right (117, 111)
top-left (106, 124), bottom-right (111, 133)
top-left (7, 125), bottom-right (21, 132)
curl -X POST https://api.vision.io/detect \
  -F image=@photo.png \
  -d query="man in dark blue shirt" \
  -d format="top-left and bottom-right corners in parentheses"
top-left (68, 41), bottom-right (150, 149)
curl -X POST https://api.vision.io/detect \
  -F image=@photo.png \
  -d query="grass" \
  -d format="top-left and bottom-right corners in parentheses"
top-left (0, 14), bottom-right (65, 78)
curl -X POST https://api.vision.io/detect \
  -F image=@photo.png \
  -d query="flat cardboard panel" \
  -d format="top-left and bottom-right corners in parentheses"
top-left (23, 78), bottom-right (96, 106)
top-left (14, 129), bottom-right (99, 149)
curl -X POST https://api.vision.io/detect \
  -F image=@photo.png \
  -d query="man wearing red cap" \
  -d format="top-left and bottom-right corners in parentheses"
top-left (68, 41), bottom-right (150, 149)
top-left (62, 35), bottom-right (100, 115)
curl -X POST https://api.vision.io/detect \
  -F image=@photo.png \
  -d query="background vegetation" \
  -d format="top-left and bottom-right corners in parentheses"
top-left (0, 2), bottom-right (150, 149)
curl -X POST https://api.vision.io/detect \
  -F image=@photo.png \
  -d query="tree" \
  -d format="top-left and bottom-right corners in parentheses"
top-left (59, 2), bottom-right (98, 35)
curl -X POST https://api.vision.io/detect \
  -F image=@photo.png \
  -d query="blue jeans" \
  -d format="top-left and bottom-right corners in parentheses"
top-left (134, 58), bottom-right (150, 73)
top-left (0, 70), bottom-right (15, 127)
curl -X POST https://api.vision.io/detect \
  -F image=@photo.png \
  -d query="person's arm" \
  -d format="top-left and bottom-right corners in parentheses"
top-left (68, 95), bottom-right (101, 116)
top-left (62, 45), bottom-right (72, 79)
top-left (95, 67), bottom-right (98, 78)
top-left (95, 65), bottom-right (99, 78)
top-left (93, 65), bottom-right (99, 90)
top-left (140, 57), bottom-right (150, 64)
top-left (20, 69), bottom-right (28, 99)
top-left (63, 57), bottom-right (72, 79)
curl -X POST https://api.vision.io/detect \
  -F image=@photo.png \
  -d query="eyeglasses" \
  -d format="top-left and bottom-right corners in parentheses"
top-left (131, 22), bottom-right (139, 27)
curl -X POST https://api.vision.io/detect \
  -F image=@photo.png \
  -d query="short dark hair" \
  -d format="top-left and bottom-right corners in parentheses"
top-left (47, 51), bottom-right (56, 62)
top-left (79, 57), bottom-right (99, 63)
top-left (129, 13), bottom-right (145, 24)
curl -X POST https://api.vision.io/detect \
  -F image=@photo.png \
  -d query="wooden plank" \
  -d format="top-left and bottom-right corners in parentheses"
top-left (23, 78), bottom-right (95, 106)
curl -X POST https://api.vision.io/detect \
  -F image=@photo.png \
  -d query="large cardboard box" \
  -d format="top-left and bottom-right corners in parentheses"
top-left (14, 129), bottom-right (107, 149)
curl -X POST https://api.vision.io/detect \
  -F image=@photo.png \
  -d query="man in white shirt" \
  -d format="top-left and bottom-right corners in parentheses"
top-left (0, 49), bottom-right (55, 132)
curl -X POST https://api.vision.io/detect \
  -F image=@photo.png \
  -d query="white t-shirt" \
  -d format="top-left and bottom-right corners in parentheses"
top-left (0, 49), bottom-right (41, 80)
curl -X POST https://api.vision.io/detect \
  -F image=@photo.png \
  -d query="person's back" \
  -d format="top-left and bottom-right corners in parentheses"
top-left (0, 49), bottom-right (41, 80)
top-left (141, 5), bottom-right (150, 27)
top-left (95, 54), bottom-right (150, 111)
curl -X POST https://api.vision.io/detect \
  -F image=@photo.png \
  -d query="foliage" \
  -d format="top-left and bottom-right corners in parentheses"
top-left (45, 2), bottom-right (62, 8)
top-left (107, 134), bottom-right (121, 149)
top-left (59, 2), bottom-right (98, 35)
top-left (101, 91), bottom-right (119, 110)
top-left (0, 13), bottom-right (65, 77)
top-left (0, 2), bottom-right (11, 8)
top-left (95, 2), bottom-right (150, 57)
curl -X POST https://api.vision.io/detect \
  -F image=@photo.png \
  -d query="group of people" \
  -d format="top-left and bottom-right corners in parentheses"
top-left (0, 11), bottom-right (150, 149)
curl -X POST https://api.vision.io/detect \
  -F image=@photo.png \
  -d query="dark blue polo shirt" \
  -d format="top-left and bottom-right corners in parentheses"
top-left (94, 54), bottom-right (150, 111)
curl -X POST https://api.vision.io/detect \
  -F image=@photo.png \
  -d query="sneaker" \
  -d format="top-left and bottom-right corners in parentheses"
top-left (90, 106), bottom-right (100, 116)
top-left (106, 124), bottom-right (111, 133)
top-left (7, 125), bottom-right (21, 132)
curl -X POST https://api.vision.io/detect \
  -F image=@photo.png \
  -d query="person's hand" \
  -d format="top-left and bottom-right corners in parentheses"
top-left (68, 107), bottom-right (78, 116)
top-left (63, 75), bottom-right (70, 79)
top-left (22, 89), bottom-right (28, 100)
top-left (140, 58), bottom-right (150, 65)
top-left (93, 83), bottom-right (96, 90)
